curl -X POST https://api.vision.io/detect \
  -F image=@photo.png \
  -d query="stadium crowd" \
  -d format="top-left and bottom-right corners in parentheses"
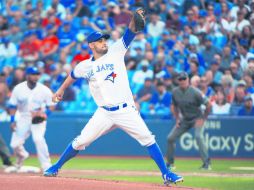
top-left (1, 0), bottom-right (254, 120)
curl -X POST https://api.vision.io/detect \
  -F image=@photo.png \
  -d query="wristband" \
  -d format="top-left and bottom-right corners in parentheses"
top-left (45, 108), bottom-right (51, 116)
top-left (10, 115), bottom-right (15, 123)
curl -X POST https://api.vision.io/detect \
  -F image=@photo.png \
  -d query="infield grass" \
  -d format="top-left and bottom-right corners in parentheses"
top-left (3, 156), bottom-right (254, 190)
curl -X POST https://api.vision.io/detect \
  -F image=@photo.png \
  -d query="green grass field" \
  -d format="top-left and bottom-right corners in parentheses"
top-left (3, 156), bottom-right (254, 190)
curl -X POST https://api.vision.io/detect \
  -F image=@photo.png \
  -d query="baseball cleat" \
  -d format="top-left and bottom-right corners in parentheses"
top-left (43, 164), bottom-right (59, 177)
top-left (199, 163), bottom-right (212, 170)
top-left (163, 171), bottom-right (183, 186)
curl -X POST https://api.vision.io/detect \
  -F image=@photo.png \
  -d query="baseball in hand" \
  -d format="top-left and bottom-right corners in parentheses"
top-left (53, 96), bottom-right (60, 103)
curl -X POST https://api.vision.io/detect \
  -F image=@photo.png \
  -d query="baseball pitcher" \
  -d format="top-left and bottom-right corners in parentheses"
top-left (44, 9), bottom-right (183, 185)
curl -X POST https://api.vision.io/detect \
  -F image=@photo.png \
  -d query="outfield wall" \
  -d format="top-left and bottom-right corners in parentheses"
top-left (0, 113), bottom-right (253, 158)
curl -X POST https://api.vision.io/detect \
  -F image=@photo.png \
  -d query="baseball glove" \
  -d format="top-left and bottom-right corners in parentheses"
top-left (32, 116), bottom-right (46, 124)
top-left (133, 8), bottom-right (146, 32)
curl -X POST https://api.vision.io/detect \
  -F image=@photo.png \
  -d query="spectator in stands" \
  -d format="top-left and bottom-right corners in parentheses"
top-left (246, 58), bottom-right (254, 78)
top-left (91, 6), bottom-right (114, 32)
top-left (71, 44), bottom-right (90, 67)
top-left (230, 82), bottom-right (247, 115)
top-left (166, 10), bottom-right (181, 32)
top-left (8, 10), bottom-right (27, 31)
top-left (211, 90), bottom-right (231, 115)
top-left (164, 75), bottom-right (174, 92)
top-left (9, 66), bottom-right (25, 91)
top-left (23, 1), bottom-right (33, 20)
top-left (132, 59), bottom-right (153, 94)
top-left (238, 95), bottom-right (254, 116)
top-left (57, 21), bottom-right (76, 63)
top-left (0, 15), bottom-right (8, 31)
top-left (184, 9), bottom-right (197, 28)
top-left (147, 12), bottom-right (166, 48)
top-left (229, 0), bottom-right (250, 21)
top-left (230, 10), bottom-right (250, 33)
top-left (77, 16), bottom-right (94, 38)
top-left (206, 4), bottom-right (216, 29)
top-left (161, 62), bottom-right (178, 86)
top-left (149, 81), bottom-right (172, 115)
top-left (199, 76), bottom-right (214, 98)
top-left (0, 72), bottom-right (9, 106)
top-left (238, 44), bottom-right (254, 71)
top-left (46, 0), bottom-right (66, 20)
top-left (19, 32), bottom-right (39, 63)
top-left (135, 77), bottom-right (156, 112)
top-left (250, 13), bottom-right (254, 34)
top-left (0, 38), bottom-right (18, 67)
top-left (221, 75), bottom-right (235, 103)
top-left (113, 3), bottom-right (132, 28)
top-left (195, 11), bottom-right (210, 34)
top-left (221, 46), bottom-right (234, 71)
top-left (190, 75), bottom-right (200, 88)
top-left (40, 24), bottom-right (59, 61)
top-left (28, 20), bottom-right (43, 40)
top-left (8, 24), bottom-right (22, 44)
top-left (71, 0), bottom-right (91, 18)
top-left (41, 8), bottom-right (61, 32)
top-left (49, 64), bottom-right (64, 92)
top-left (229, 61), bottom-right (242, 80)
top-left (210, 60), bottom-right (223, 85)
top-left (189, 61), bottom-right (200, 79)
top-left (201, 35), bottom-right (221, 65)
top-left (35, 0), bottom-right (47, 18)
top-left (243, 74), bottom-right (254, 94)
top-left (240, 25), bottom-right (252, 46)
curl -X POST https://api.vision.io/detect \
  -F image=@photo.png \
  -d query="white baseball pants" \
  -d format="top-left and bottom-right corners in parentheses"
top-left (72, 104), bottom-right (155, 150)
top-left (10, 116), bottom-right (51, 170)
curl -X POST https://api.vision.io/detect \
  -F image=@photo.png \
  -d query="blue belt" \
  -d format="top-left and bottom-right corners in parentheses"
top-left (102, 103), bottom-right (127, 111)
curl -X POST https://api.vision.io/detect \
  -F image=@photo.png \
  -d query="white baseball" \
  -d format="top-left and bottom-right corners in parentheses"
top-left (53, 96), bottom-right (60, 102)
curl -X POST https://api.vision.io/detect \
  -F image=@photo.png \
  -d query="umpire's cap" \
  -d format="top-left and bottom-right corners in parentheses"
top-left (177, 72), bottom-right (188, 80)
top-left (87, 31), bottom-right (110, 43)
top-left (26, 66), bottom-right (40, 75)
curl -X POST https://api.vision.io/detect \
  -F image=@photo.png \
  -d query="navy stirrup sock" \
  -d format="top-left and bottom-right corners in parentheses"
top-left (147, 143), bottom-right (168, 175)
top-left (55, 142), bottom-right (79, 169)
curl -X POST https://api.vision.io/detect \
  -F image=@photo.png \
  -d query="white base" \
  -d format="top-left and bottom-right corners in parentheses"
top-left (4, 165), bottom-right (41, 173)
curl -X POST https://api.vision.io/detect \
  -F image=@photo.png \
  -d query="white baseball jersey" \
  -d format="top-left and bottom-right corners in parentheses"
top-left (9, 81), bottom-right (54, 171)
top-left (9, 81), bottom-right (55, 117)
top-left (70, 29), bottom-right (155, 150)
top-left (72, 38), bottom-right (134, 107)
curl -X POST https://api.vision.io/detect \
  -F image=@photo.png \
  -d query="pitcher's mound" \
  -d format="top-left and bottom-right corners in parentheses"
top-left (0, 174), bottom-right (203, 190)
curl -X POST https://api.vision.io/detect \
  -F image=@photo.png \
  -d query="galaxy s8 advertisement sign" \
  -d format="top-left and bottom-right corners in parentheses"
top-left (177, 119), bottom-right (254, 158)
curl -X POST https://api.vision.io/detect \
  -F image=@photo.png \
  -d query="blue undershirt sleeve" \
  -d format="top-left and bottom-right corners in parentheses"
top-left (70, 70), bottom-right (79, 80)
top-left (122, 28), bottom-right (136, 49)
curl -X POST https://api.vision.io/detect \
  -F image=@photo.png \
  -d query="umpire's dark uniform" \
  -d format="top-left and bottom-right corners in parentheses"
top-left (167, 73), bottom-right (210, 169)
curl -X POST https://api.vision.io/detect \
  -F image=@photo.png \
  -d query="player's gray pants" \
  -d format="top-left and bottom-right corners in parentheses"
top-left (166, 120), bottom-right (209, 165)
top-left (0, 134), bottom-right (11, 162)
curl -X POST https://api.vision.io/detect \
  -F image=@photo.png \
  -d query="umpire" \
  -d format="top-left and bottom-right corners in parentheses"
top-left (166, 72), bottom-right (212, 170)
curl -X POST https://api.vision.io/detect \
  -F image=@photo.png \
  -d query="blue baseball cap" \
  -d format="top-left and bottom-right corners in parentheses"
top-left (25, 67), bottom-right (40, 75)
top-left (87, 31), bottom-right (110, 43)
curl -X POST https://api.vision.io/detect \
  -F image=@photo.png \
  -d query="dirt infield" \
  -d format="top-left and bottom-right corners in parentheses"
top-left (0, 173), bottom-right (203, 190)
top-left (61, 169), bottom-right (254, 178)
top-left (1, 167), bottom-right (253, 190)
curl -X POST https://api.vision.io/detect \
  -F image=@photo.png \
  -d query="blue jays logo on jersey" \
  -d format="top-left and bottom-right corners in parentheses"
top-left (105, 72), bottom-right (117, 83)
top-left (85, 64), bottom-right (114, 81)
